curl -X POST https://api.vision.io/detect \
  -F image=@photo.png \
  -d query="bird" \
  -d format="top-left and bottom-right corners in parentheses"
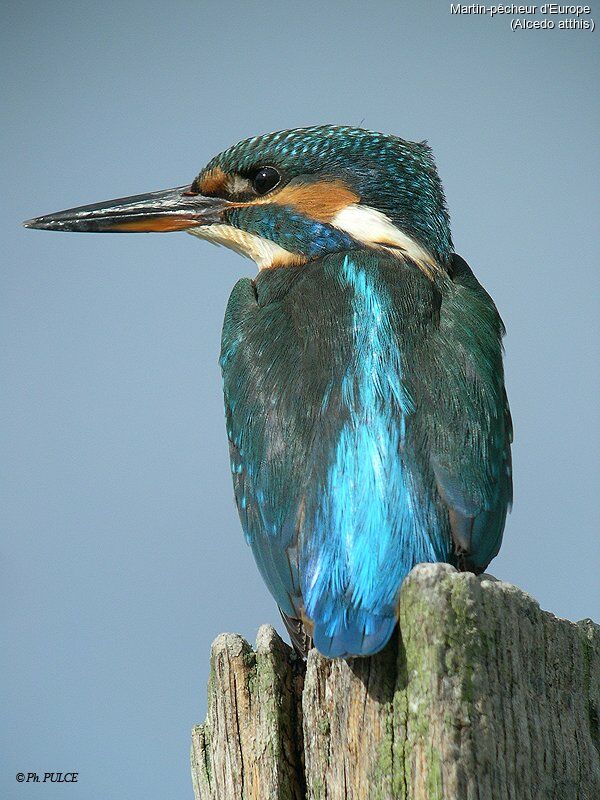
top-left (24, 125), bottom-right (512, 659)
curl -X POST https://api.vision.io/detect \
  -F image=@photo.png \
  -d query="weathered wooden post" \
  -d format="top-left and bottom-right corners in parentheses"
top-left (191, 564), bottom-right (600, 800)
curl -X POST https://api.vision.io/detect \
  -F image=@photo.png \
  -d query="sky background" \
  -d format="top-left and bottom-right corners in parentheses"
top-left (2, 2), bottom-right (598, 798)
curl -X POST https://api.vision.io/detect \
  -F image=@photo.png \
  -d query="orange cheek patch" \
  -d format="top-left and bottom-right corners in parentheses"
top-left (111, 217), bottom-right (199, 232)
top-left (266, 179), bottom-right (360, 222)
top-left (198, 167), bottom-right (228, 195)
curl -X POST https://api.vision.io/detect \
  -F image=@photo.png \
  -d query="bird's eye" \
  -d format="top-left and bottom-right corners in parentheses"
top-left (252, 167), bottom-right (281, 195)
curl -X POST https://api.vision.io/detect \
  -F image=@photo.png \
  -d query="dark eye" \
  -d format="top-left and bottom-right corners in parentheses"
top-left (252, 167), bottom-right (281, 195)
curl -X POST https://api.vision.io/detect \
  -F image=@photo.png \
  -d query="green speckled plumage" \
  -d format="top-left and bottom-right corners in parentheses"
top-left (221, 247), bottom-right (511, 656)
top-left (27, 124), bottom-right (513, 658)
top-left (203, 125), bottom-right (453, 265)
top-left (211, 126), bottom-right (513, 657)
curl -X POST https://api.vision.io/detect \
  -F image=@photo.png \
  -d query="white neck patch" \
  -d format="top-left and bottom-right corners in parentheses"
top-left (187, 204), bottom-right (438, 273)
top-left (331, 204), bottom-right (437, 274)
top-left (187, 224), bottom-right (302, 269)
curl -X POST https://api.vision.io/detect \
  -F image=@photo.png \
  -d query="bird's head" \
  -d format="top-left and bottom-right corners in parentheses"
top-left (25, 125), bottom-right (452, 273)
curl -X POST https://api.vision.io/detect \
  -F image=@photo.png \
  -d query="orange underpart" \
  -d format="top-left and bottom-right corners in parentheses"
top-left (267, 252), bottom-right (308, 269)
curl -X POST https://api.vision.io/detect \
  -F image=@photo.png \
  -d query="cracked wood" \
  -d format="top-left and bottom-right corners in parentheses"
top-left (191, 563), bottom-right (600, 800)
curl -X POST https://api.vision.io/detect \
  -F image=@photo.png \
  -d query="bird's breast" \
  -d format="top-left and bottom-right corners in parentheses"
top-left (221, 250), bottom-right (445, 609)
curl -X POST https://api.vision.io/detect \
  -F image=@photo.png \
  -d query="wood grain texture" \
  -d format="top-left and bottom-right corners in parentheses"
top-left (191, 564), bottom-right (600, 800)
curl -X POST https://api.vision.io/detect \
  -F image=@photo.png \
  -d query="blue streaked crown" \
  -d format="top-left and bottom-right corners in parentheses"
top-left (198, 125), bottom-right (453, 265)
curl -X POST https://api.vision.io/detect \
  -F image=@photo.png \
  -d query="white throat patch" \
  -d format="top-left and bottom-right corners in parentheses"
top-left (331, 204), bottom-right (438, 275)
top-left (187, 204), bottom-right (437, 274)
top-left (187, 224), bottom-right (302, 270)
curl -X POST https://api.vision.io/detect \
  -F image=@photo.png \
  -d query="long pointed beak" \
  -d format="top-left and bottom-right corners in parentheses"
top-left (23, 186), bottom-right (229, 233)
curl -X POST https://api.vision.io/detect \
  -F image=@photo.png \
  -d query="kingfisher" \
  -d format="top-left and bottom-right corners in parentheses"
top-left (24, 125), bottom-right (512, 659)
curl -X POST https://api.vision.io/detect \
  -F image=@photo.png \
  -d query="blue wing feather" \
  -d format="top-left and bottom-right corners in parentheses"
top-left (220, 251), bottom-right (511, 656)
top-left (431, 254), bottom-right (513, 571)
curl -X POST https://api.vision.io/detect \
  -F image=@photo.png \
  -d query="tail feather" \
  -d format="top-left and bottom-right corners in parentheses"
top-left (279, 609), bottom-right (313, 658)
top-left (312, 611), bottom-right (397, 659)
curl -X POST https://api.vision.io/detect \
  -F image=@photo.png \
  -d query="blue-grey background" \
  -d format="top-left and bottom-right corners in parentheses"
top-left (2, 2), bottom-right (598, 798)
